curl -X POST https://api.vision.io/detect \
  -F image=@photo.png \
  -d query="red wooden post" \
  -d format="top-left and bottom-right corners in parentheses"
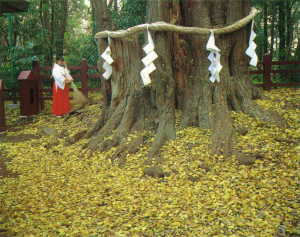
top-left (32, 60), bottom-right (44, 111)
top-left (0, 80), bottom-right (6, 132)
top-left (81, 59), bottom-right (89, 97)
top-left (263, 54), bottom-right (272, 90)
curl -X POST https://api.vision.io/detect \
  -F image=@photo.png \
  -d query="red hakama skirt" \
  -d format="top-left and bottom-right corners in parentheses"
top-left (52, 83), bottom-right (71, 116)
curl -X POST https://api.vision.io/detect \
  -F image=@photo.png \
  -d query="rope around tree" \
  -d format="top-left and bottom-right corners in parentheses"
top-left (95, 8), bottom-right (259, 39)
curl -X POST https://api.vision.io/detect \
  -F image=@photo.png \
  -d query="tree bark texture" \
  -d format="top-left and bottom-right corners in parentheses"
top-left (39, 0), bottom-right (69, 63)
top-left (270, 5), bottom-right (276, 57)
top-left (88, 0), bottom-right (284, 158)
top-left (278, 1), bottom-right (286, 60)
top-left (89, 0), bottom-right (115, 127)
top-left (54, 0), bottom-right (69, 57)
top-left (263, 1), bottom-right (268, 56)
top-left (90, 0), bottom-right (114, 33)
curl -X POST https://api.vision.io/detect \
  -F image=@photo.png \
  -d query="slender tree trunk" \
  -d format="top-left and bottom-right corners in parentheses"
top-left (286, 1), bottom-right (295, 58)
top-left (295, 39), bottom-right (300, 59)
top-left (88, 0), bottom-right (285, 159)
top-left (54, 0), bottom-right (69, 57)
top-left (89, 0), bottom-right (115, 115)
top-left (113, 0), bottom-right (118, 11)
top-left (40, 0), bottom-right (53, 64)
top-left (270, 6), bottom-right (276, 58)
top-left (39, 0), bottom-right (69, 63)
top-left (263, 1), bottom-right (268, 56)
top-left (90, 0), bottom-right (114, 32)
top-left (278, 1), bottom-right (286, 60)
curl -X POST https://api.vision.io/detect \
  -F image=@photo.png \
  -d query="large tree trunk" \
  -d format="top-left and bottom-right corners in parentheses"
top-left (87, 0), bottom-right (284, 159)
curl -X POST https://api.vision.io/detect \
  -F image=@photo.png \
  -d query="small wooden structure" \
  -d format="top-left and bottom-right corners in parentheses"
top-left (18, 67), bottom-right (42, 116)
top-left (0, 0), bottom-right (29, 15)
top-left (0, 60), bottom-right (102, 131)
top-left (0, 0), bottom-right (29, 130)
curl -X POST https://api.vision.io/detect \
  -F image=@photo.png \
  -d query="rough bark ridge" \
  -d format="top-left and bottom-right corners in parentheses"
top-left (87, 0), bottom-right (284, 158)
top-left (90, 0), bottom-right (114, 33)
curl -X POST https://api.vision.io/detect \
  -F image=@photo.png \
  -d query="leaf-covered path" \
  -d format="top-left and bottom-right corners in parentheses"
top-left (0, 89), bottom-right (299, 236)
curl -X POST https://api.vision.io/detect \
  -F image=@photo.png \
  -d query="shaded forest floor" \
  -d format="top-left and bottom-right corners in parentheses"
top-left (0, 88), bottom-right (299, 237)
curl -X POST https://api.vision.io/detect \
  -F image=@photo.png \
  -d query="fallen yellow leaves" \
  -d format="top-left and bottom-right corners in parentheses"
top-left (0, 89), bottom-right (299, 236)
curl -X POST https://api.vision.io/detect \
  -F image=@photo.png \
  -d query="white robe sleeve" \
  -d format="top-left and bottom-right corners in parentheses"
top-left (52, 64), bottom-right (66, 90)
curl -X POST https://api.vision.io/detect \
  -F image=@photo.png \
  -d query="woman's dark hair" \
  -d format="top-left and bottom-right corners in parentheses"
top-left (56, 55), bottom-right (64, 62)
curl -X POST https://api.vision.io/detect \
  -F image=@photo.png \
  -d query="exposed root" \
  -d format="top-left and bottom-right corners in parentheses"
top-left (110, 135), bottom-right (145, 162)
top-left (148, 107), bottom-right (176, 158)
top-left (85, 91), bottom-right (109, 139)
top-left (87, 90), bottom-right (147, 152)
top-left (243, 102), bottom-right (287, 128)
top-left (85, 112), bottom-right (106, 139)
top-left (211, 86), bottom-right (233, 157)
top-left (234, 75), bottom-right (286, 127)
top-left (251, 85), bottom-right (263, 100)
top-left (87, 100), bottom-right (126, 150)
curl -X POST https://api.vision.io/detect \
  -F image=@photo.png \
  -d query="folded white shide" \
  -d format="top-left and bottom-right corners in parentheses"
top-left (140, 29), bottom-right (158, 86)
top-left (99, 16), bottom-right (258, 83)
top-left (101, 38), bottom-right (114, 80)
top-left (206, 31), bottom-right (223, 83)
top-left (245, 21), bottom-right (258, 67)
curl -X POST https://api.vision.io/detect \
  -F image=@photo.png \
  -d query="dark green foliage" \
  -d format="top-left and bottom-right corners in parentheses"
top-left (0, 0), bottom-right (94, 90)
top-left (251, 0), bottom-right (300, 83)
top-left (0, 0), bottom-right (299, 89)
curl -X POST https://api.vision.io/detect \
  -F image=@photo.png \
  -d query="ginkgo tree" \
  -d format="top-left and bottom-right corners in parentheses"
top-left (86, 0), bottom-right (285, 159)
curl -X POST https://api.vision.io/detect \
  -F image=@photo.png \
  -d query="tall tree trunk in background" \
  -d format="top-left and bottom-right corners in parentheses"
top-left (295, 38), bottom-right (300, 59)
top-left (89, 0), bottom-right (114, 88)
top-left (90, 0), bottom-right (114, 32)
top-left (87, 0), bottom-right (284, 159)
top-left (270, 6), bottom-right (276, 57)
top-left (89, 0), bottom-right (114, 131)
top-left (286, 1), bottom-right (292, 58)
top-left (263, 1), bottom-right (268, 56)
top-left (54, 0), bottom-right (69, 57)
top-left (294, 2), bottom-right (300, 57)
top-left (278, 1), bottom-right (286, 60)
top-left (40, 0), bottom-right (53, 64)
top-left (39, 0), bottom-right (69, 64)
top-left (113, 0), bottom-right (118, 11)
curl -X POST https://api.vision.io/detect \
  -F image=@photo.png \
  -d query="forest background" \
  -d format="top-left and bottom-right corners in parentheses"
top-left (0, 0), bottom-right (300, 90)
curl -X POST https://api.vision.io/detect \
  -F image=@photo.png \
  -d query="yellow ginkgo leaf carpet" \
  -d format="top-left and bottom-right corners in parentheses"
top-left (0, 89), bottom-right (299, 237)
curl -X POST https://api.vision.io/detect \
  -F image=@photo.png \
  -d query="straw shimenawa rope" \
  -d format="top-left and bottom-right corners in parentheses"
top-left (95, 8), bottom-right (259, 39)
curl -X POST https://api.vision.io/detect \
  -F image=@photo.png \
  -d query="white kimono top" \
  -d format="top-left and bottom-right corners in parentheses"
top-left (52, 63), bottom-right (71, 90)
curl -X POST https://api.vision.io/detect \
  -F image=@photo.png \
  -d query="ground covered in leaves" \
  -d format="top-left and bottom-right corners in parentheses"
top-left (0, 89), bottom-right (299, 237)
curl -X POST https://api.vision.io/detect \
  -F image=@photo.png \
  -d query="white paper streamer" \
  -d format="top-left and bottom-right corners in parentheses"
top-left (140, 28), bottom-right (158, 86)
top-left (245, 21), bottom-right (258, 67)
top-left (206, 31), bottom-right (223, 83)
top-left (101, 37), bottom-right (114, 80)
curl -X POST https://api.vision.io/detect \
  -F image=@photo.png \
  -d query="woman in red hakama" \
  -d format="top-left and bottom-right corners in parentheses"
top-left (51, 56), bottom-right (73, 117)
top-left (52, 84), bottom-right (71, 116)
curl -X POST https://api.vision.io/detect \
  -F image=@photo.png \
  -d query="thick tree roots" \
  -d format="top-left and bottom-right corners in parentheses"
top-left (85, 1), bottom-right (286, 159)
top-left (85, 75), bottom-right (285, 160)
